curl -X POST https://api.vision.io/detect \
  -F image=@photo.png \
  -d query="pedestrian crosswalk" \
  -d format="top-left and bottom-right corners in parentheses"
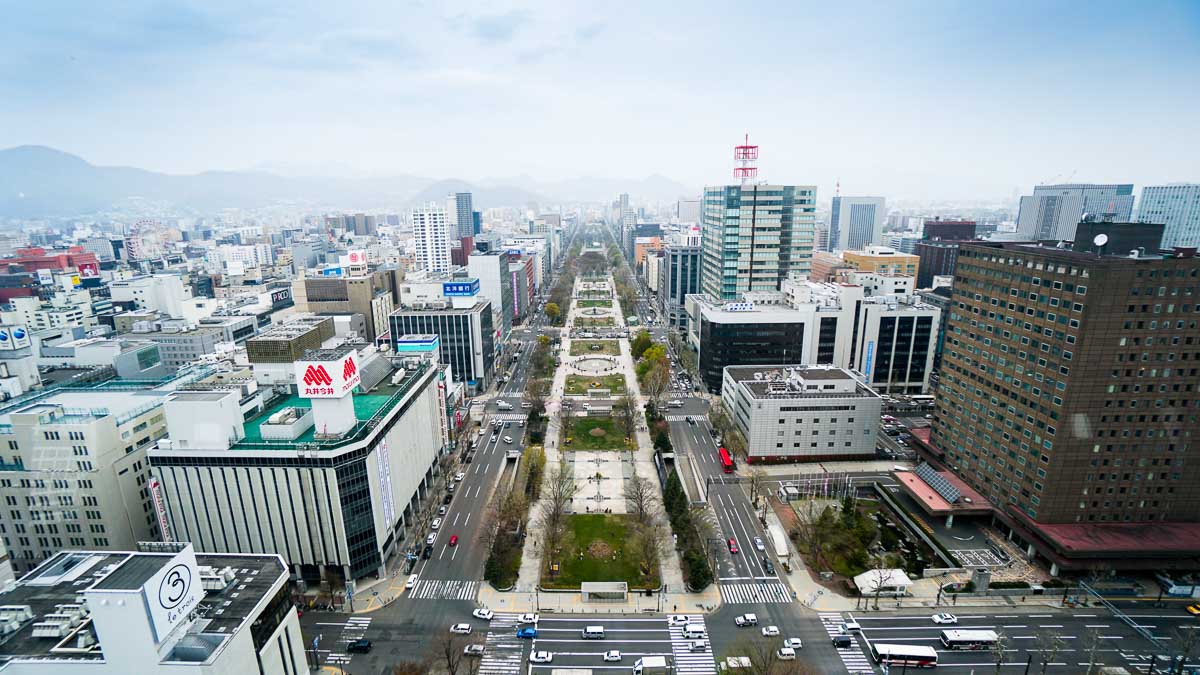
top-left (491, 413), bottom-right (527, 422)
top-left (818, 612), bottom-right (873, 674)
top-left (665, 415), bottom-right (691, 422)
top-left (479, 612), bottom-right (524, 675)
top-left (324, 615), bottom-right (372, 665)
top-left (719, 581), bottom-right (793, 604)
top-left (407, 578), bottom-right (479, 600)
top-left (667, 615), bottom-right (717, 674)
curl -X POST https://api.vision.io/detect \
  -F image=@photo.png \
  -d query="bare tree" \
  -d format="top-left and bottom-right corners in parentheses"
top-left (641, 357), bottom-right (671, 404)
top-left (990, 630), bottom-right (1010, 675)
top-left (867, 555), bottom-right (892, 610)
top-left (747, 467), bottom-right (769, 503)
top-left (392, 657), bottom-right (434, 675)
top-left (1171, 625), bottom-right (1200, 674)
top-left (630, 521), bottom-right (663, 581)
top-left (624, 474), bottom-right (658, 526)
top-left (1035, 630), bottom-right (1067, 674)
top-left (613, 393), bottom-right (638, 440)
top-left (538, 462), bottom-right (576, 561)
top-left (1083, 627), bottom-right (1103, 675)
top-left (432, 630), bottom-right (470, 675)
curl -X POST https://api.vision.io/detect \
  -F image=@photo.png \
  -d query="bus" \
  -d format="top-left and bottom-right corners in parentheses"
top-left (940, 629), bottom-right (999, 650)
top-left (718, 447), bottom-right (734, 474)
top-left (870, 644), bottom-right (938, 668)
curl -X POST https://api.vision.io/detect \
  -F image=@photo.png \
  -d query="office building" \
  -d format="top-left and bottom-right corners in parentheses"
top-left (829, 196), bottom-right (885, 251)
top-left (809, 251), bottom-right (852, 283)
top-left (245, 316), bottom-right (336, 384)
top-left (150, 346), bottom-right (447, 586)
top-left (411, 202), bottom-right (452, 273)
top-left (0, 544), bottom-right (305, 675)
top-left (1139, 184), bottom-right (1200, 249)
top-left (658, 237), bottom-right (702, 330)
top-left (843, 245), bottom-right (920, 278)
top-left (931, 242), bottom-right (1200, 572)
top-left (1016, 183), bottom-right (1134, 241)
top-left (326, 213), bottom-right (378, 236)
top-left (3, 293), bottom-right (97, 331)
top-left (677, 198), bottom-right (701, 224)
top-left (721, 365), bottom-right (882, 462)
top-left (131, 327), bottom-right (225, 370)
top-left (846, 294), bottom-right (939, 395)
top-left (291, 271), bottom-right (396, 342)
top-left (847, 271), bottom-right (914, 297)
top-left (700, 184), bottom-right (817, 300)
top-left (923, 218), bottom-right (977, 241)
top-left (0, 375), bottom-right (189, 574)
top-left (390, 299), bottom-right (495, 392)
top-left (36, 337), bottom-right (169, 380)
top-left (449, 193), bottom-right (475, 240)
top-left (887, 233), bottom-right (923, 254)
top-left (467, 252), bottom-right (515, 341)
top-left (109, 275), bottom-right (196, 321)
top-left (915, 240), bottom-right (967, 289)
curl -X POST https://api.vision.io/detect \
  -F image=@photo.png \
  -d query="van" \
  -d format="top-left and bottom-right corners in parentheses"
top-left (682, 624), bottom-right (706, 639)
top-left (581, 625), bottom-right (605, 639)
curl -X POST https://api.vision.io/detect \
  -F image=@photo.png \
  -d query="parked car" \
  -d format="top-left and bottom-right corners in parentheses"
top-left (406, 574), bottom-right (418, 590)
top-left (438, 505), bottom-right (448, 515)
top-left (431, 518), bottom-right (442, 530)
top-left (454, 472), bottom-right (466, 482)
top-left (762, 558), bottom-right (775, 575)
top-left (422, 544), bottom-right (433, 559)
top-left (426, 533), bottom-right (437, 545)
top-left (754, 537), bottom-right (765, 551)
top-left (472, 608), bottom-right (494, 620)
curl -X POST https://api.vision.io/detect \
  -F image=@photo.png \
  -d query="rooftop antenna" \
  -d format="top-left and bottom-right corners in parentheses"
top-left (733, 133), bottom-right (758, 185)
top-left (835, 179), bottom-right (841, 198)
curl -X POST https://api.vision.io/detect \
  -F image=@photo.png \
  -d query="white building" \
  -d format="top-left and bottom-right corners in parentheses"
top-left (846, 271), bottom-right (915, 297)
top-left (829, 196), bottom-right (886, 251)
top-left (3, 293), bottom-right (97, 332)
top-left (109, 276), bottom-right (196, 321)
top-left (721, 365), bottom-right (882, 462)
top-left (148, 345), bottom-right (447, 588)
top-left (411, 202), bottom-right (452, 273)
top-left (1016, 183), bottom-right (1134, 241)
top-left (1139, 183), bottom-right (1200, 249)
top-left (467, 253), bottom-right (515, 341)
top-left (0, 544), bottom-right (305, 674)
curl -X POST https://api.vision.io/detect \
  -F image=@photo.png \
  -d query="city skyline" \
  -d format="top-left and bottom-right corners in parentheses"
top-left (1, 1), bottom-right (1197, 201)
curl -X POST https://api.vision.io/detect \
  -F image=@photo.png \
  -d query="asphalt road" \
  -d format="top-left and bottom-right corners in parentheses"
top-left (525, 613), bottom-right (719, 674)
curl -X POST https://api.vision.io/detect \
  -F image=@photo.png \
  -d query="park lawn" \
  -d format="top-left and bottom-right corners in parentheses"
top-left (569, 340), bottom-right (621, 356)
top-left (542, 514), bottom-right (661, 589)
top-left (576, 316), bottom-right (616, 327)
top-left (577, 299), bottom-right (612, 308)
top-left (561, 416), bottom-right (634, 451)
top-left (564, 373), bottom-right (627, 395)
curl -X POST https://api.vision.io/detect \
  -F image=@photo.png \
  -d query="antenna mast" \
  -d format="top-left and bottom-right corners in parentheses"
top-left (733, 133), bottom-right (759, 185)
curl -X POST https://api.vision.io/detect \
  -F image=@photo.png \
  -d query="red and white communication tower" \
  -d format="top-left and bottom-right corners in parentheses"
top-left (733, 133), bottom-right (759, 185)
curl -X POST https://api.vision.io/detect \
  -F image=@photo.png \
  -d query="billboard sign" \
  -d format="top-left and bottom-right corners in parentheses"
top-left (270, 288), bottom-right (292, 306)
top-left (148, 476), bottom-right (173, 543)
top-left (347, 249), bottom-right (367, 267)
top-left (321, 266), bottom-right (344, 277)
top-left (142, 546), bottom-right (202, 643)
top-left (0, 326), bottom-right (30, 351)
top-left (78, 262), bottom-right (100, 278)
top-left (722, 302), bottom-right (756, 312)
top-left (295, 351), bottom-right (361, 398)
top-left (442, 279), bottom-right (480, 297)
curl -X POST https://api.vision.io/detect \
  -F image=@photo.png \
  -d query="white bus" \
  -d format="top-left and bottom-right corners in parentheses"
top-left (870, 643), bottom-right (938, 668)
top-left (940, 629), bottom-right (999, 650)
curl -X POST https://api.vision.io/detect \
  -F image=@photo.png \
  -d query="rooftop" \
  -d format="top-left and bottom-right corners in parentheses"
top-left (0, 549), bottom-right (286, 664)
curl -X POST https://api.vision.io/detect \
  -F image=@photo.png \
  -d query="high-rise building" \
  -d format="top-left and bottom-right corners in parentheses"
top-left (1015, 183), bottom-right (1134, 241)
top-left (292, 270), bottom-right (397, 343)
top-left (915, 240), bottom-right (966, 288)
top-left (829, 197), bottom-right (885, 251)
top-left (700, 184), bottom-right (816, 301)
top-left (930, 242), bottom-right (1200, 572)
top-left (449, 192), bottom-right (475, 239)
top-left (468, 251), bottom-right (516, 340)
top-left (922, 218), bottom-right (977, 241)
top-left (390, 300), bottom-right (495, 392)
top-left (677, 198), bottom-right (701, 224)
top-left (658, 236), bottom-right (702, 330)
top-left (1139, 184), bottom-right (1200, 249)
top-left (411, 202), bottom-right (452, 273)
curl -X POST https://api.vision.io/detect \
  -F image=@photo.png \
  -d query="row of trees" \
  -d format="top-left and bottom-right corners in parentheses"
top-left (648, 401), bottom-right (713, 590)
top-left (482, 445), bottom-right (545, 588)
top-left (631, 330), bottom-right (671, 403)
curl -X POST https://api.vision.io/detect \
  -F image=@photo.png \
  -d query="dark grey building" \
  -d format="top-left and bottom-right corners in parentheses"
top-left (914, 240), bottom-right (967, 288)
top-left (453, 192), bottom-right (475, 239)
top-left (1070, 219), bottom-right (1165, 255)
top-left (389, 301), bottom-right (495, 391)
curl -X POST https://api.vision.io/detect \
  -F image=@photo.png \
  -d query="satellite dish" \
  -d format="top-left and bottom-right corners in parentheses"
top-left (1093, 233), bottom-right (1109, 247)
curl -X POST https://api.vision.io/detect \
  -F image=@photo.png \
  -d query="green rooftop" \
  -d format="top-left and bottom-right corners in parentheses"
top-left (233, 362), bottom-right (433, 450)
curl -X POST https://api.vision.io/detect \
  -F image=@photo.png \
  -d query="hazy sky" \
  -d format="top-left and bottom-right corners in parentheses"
top-left (2, 1), bottom-right (1198, 200)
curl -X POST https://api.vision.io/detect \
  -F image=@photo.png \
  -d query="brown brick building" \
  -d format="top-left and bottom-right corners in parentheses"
top-left (930, 242), bottom-right (1200, 571)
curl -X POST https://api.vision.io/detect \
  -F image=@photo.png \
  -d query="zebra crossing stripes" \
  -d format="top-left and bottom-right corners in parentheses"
top-left (818, 613), bottom-right (874, 674)
top-left (719, 581), bottom-right (793, 604)
top-left (667, 615), bottom-right (717, 674)
top-left (479, 613), bottom-right (524, 675)
top-left (408, 578), bottom-right (479, 600)
top-left (491, 413), bottom-right (527, 422)
top-left (665, 415), bottom-right (691, 422)
top-left (325, 616), bottom-right (372, 665)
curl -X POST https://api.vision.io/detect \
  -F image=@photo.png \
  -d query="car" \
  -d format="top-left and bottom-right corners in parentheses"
top-left (1187, 604), bottom-right (1200, 616)
top-left (463, 643), bottom-right (485, 656)
top-left (832, 634), bottom-right (854, 648)
top-left (519, 420), bottom-right (525, 427)
top-left (473, 608), bottom-right (495, 620)
top-left (516, 627), bottom-right (538, 639)
top-left (422, 544), bottom-right (434, 558)
top-left (406, 574), bottom-right (418, 589)
top-left (503, 436), bottom-right (514, 444)
top-left (529, 651), bottom-right (553, 663)
top-left (728, 538), bottom-right (739, 554)
top-left (783, 638), bottom-right (803, 650)
top-left (431, 518), bottom-right (442, 530)
top-left (777, 647), bottom-right (796, 661)
top-left (438, 505), bottom-right (448, 515)
top-left (504, 421), bottom-right (511, 428)
top-left (450, 623), bottom-right (472, 635)
top-left (347, 638), bottom-right (372, 653)
top-left (518, 613), bottom-right (539, 624)
top-left (688, 639), bottom-right (709, 652)
top-left (761, 625), bottom-right (780, 637)
top-left (762, 558), bottom-right (775, 575)
top-left (449, 535), bottom-right (459, 546)
top-left (454, 472), bottom-right (466, 482)
top-left (426, 533), bottom-right (437, 545)
top-left (443, 493), bottom-right (453, 505)
top-left (839, 621), bottom-right (862, 633)
top-left (925, 414), bottom-right (934, 419)
top-left (603, 650), bottom-right (622, 662)
top-left (667, 615), bottom-right (690, 627)
top-left (734, 613), bottom-right (758, 627)
top-left (931, 612), bottom-right (959, 624)
top-left (754, 537), bottom-right (765, 551)
top-left (687, 416), bottom-right (695, 425)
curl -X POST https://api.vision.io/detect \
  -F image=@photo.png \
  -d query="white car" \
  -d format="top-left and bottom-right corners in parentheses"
top-left (783, 638), bottom-right (803, 650)
top-left (603, 650), bottom-right (622, 662)
top-left (688, 639), bottom-right (709, 652)
top-left (517, 613), bottom-right (539, 624)
top-left (450, 623), bottom-right (472, 635)
top-left (754, 537), bottom-right (765, 551)
top-left (529, 651), bottom-right (553, 663)
top-left (761, 625), bottom-right (780, 637)
top-left (472, 608), bottom-right (494, 621)
top-left (463, 644), bottom-right (485, 656)
top-left (426, 533), bottom-right (437, 545)
top-left (405, 574), bottom-right (418, 589)
top-left (777, 647), bottom-right (796, 661)
top-left (931, 613), bottom-right (958, 624)
top-left (454, 472), bottom-right (466, 482)
top-left (431, 518), bottom-right (442, 530)
top-left (503, 436), bottom-right (514, 444)
top-left (667, 615), bottom-right (690, 627)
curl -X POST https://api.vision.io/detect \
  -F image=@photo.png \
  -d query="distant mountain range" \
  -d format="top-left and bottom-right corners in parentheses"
top-left (0, 146), bottom-right (697, 220)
